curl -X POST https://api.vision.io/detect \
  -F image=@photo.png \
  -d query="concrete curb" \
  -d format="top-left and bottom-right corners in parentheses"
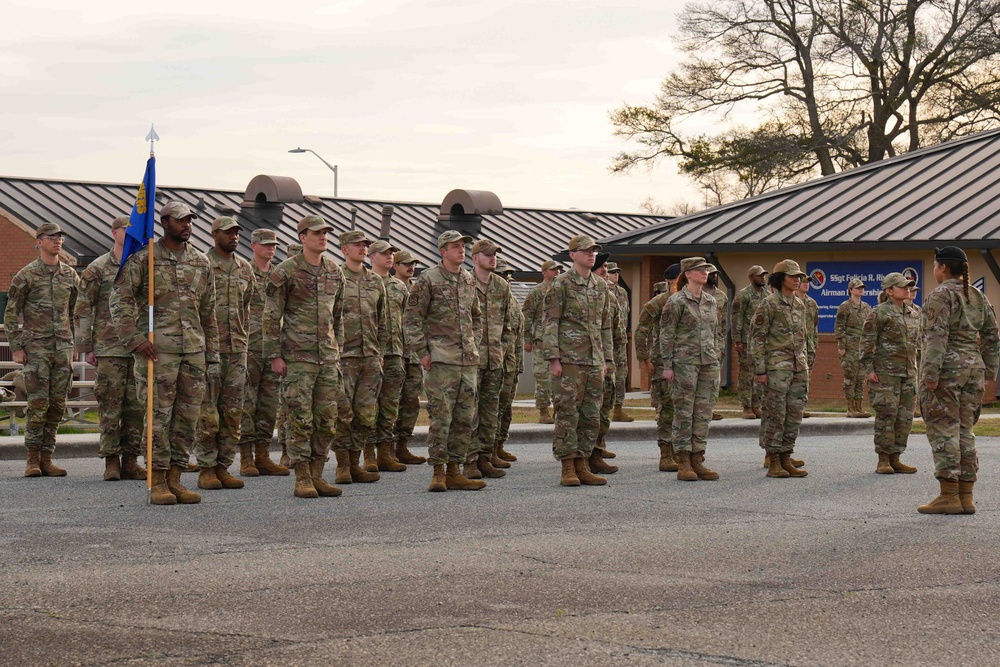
top-left (0, 417), bottom-right (879, 461)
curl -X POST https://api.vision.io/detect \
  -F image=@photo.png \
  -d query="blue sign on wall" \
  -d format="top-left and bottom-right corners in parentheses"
top-left (805, 261), bottom-right (923, 333)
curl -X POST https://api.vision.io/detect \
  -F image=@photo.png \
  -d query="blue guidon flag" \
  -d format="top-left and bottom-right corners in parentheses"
top-left (117, 155), bottom-right (156, 280)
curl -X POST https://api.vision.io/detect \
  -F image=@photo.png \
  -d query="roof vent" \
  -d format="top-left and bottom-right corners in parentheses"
top-left (243, 175), bottom-right (304, 206)
top-left (304, 195), bottom-right (323, 206)
top-left (581, 212), bottom-right (599, 223)
top-left (438, 189), bottom-right (503, 221)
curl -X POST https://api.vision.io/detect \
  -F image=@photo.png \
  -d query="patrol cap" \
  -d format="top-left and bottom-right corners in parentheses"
top-left (566, 235), bottom-right (601, 252)
top-left (771, 259), bottom-right (808, 278)
top-left (680, 257), bottom-right (711, 272)
top-left (593, 252), bottom-right (611, 270)
top-left (935, 246), bottom-right (968, 262)
top-left (496, 259), bottom-right (515, 275)
top-left (111, 216), bottom-right (130, 231)
top-left (747, 265), bottom-right (767, 277)
top-left (470, 239), bottom-right (502, 255)
top-left (881, 272), bottom-right (915, 289)
top-left (437, 230), bottom-right (473, 249)
top-left (35, 222), bottom-right (64, 238)
top-left (251, 229), bottom-right (278, 245)
top-left (606, 262), bottom-right (621, 273)
top-left (393, 250), bottom-right (419, 265)
top-left (340, 230), bottom-right (373, 246)
top-left (160, 200), bottom-right (196, 220)
top-left (211, 216), bottom-right (241, 233)
top-left (848, 278), bottom-right (865, 290)
top-left (370, 239), bottom-right (398, 254)
top-left (664, 264), bottom-right (681, 281)
top-left (297, 215), bottom-right (333, 234)
top-left (540, 260), bottom-right (562, 272)
top-left (287, 242), bottom-right (303, 255)
top-left (652, 280), bottom-right (668, 295)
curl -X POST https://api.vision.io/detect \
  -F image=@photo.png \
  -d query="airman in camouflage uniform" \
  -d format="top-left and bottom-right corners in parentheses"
top-left (7, 222), bottom-right (80, 478)
top-left (731, 265), bottom-right (768, 418)
top-left (238, 228), bottom-right (289, 477)
top-left (634, 288), bottom-right (676, 472)
top-left (591, 256), bottom-right (621, 475)
top-left (836, 279), bottom-right (873, 417)
top-left (661, 258), bottom-right (721, 481)
top-left (606, 263), bottom-right (634, 422)
top-left (193, 216), bottom-right (254, 492)
top-left (264, 216), bottom-right (360, 499)
top-left (917, 247), bottom-right (1000, 515)
top-left (111, 201), bottom-right (219, 504)
top-left (522, 260), bottom-right (562, 423)
top-left (402, 230), bottom-right (485, 492)
top-left (274, 241), bottom-right (303, 468)
top-left (391, 250), bottom-right (426, 465)
top-left (75, 216), bottom-right (145, 482)
top-left (749, 260), bottom-right (814, 479)
top-left (494, 259), bottom-right (522, 465)
top-left (543, 235), bottom-right (614, 487)
top-left (705, 268), bottom-right (728, 421)
top-left (466, 238), bottom-right (513, 480)
top-left (796, 278), bottom-right (820, 418)
top-left (861, 272), bottom-right (920, 475)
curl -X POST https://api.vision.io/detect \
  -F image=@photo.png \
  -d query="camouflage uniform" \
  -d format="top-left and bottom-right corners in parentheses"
top-left (612, 282), bottom-right (630, 407)
top-left (920, 280), bottom-right (1000, 482)
top-left (635, 292), bottom-right (673, 449)
top-left (836, 298), bottom-right (872, 402)
top-left (801, 293), bottom-right (819, 371)
top-left (471, 272), bottom-right (513, 458)
top-left (240, 261), bottom-right (282, 453)
top-left (395, 275), bottom-right (424, 442)
top-left (373, 273), bottom-right (408, 445)
top-left (6, 258), bottom-right (80, 454)
top-left (338, 264), bottom-right (387, 452)
top-left (861, 301), bottom-right (918, 455)
top-left (496, 296), bottom-right (524, 448)
top-left (195, 250), bottom-right (254, 469)
top-left (543, 270), bottom-right (613, 460)
top-left (262, 254), bottom-right (352, 465)
top-left (522, 281), bottom-right (553, 409)
top-left (75, 251), bottom-right (143, 459)
top-left (597, 277), bottom-right (626, 444)
top-left (403, 262), bottom-right (482, 465)
top-left (749, 292), bottom-right (815, 454)
top-left (705, 285), bottom-right (728, 358)
top-left (110, 240), bottom-right (219, 470)
top-left (661, 287), bottom-right (719, 453)
top-left (731, 283), bottom-right (768, 411)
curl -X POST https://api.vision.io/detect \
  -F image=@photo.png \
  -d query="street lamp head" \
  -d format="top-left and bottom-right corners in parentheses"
top-left (288, 147), bottom-right (307, 154)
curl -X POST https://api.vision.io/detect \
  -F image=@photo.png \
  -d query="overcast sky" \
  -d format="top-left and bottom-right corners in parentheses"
top-left (3, 0), bottom-right (697, 213)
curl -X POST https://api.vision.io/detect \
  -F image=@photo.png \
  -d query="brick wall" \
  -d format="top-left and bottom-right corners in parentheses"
top-left (0, 215), bottom-right (43, 290)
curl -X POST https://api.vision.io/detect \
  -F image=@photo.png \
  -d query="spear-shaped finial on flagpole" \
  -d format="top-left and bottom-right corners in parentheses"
top-left (145, 124), bottom-right (160, 157)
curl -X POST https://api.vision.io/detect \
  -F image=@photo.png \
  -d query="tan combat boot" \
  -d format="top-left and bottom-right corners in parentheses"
top-left (846, 398), bottom-right (860, 418)
top-left (658, 443), bottom-right (679, 472)
top-left (740, 407), bottom-right (756, 419)
top-left (310, 459), bottom-right (342, 497)
top-left (611, 405), bottom-right (634, 422)
top-left (464, 459), bottom-right (483, 480)
top-left (362, 444), bottom-right (379, 472)
top-left (279, 443), bottom-right (291, 468)
top-left (376, 442), bottom-right (406, 472)
top-left (690, 452), bottom-right (720, 480)
top-left (958, 481), bottom-right (976, 514)
top-left (334, 449), bottom-right (352, 484)
top-left (103, 456), bottom-right (121, 481)
top-left (858, 400), bottom-right (872, 418)
top-left (801, 411), bottom-right (812, 418)
top-left (490, 444), bottom-right (511, 469)
top-left (477, 454), bottom-right (506, 478)
top-left (574, 457), bottom-right (607, 486)
top-left (712, 411), bottom-right (724, 421)
top-left (239, 444), bottom-right (259, 476)
top-left (780, 452), bottom-right (808, 477)
top-left (539, 406), bottom-right (554, 424)
top-left (496, 443), bottom-right (517, 462)
top-left (149, 469), bottom-right (177, 505)
top-left (889, 453), bottom-right (917, 474)
top-left (917, 480), bottom-right (964, 514)
top-left (752, 407), bottom-right (762, 418)
top-left (184, 461), bottom-right (200, 473)
top-left (255, 444), bottom-right (290, 476)
top-left (766, 452), bottom-right (789, 478)
top-left (445, 462), bottom-right (486, 490)
top-left (197, 466), bottom-right (223, 490)
top-left (39, 452), bottom-right (67, 477)
top-left (349, 450), bottom-right (380, 483)
top-left (215, 465), bottom-right (244, 489)
top-left (675, 451), bottom-right (699, 481)
top-left (428, 464), bottom-right (447, 492)
top-left (600, 444), bottom-right (617, 459)
top-left (120, 454), bottom-right (146, 480)
top-left (395, 437), bottom-right (427, 465)
top-left (589, 447), bottom-right (618, 474)
top-left (167, 465), bottom-right (201, 503)
top-left (24, 449), bottom-right (42, 477)
top-left (876, 452), bottom-right (895, 474)
top-left (560, 458), bottom-right (581, 486)
top-left (293, 461), bottom-right (318, 499)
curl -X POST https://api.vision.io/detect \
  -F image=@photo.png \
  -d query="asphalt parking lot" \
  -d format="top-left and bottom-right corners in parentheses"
top-left (2, 433), bottom-right (999, 666)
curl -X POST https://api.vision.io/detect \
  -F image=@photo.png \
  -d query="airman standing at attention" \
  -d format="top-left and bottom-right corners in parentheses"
top-left (634, 284), bottom-right (677, 472)
top-left (796, 277), bottom-right (820, 418)
top-left (522, 260), bottom-right (562, 424)
top-left (391, 250), bottom-right (427, 465)
top-left (8, 222), bottom-right (80, 479)
top-left (274, 241), bottom-right (302, 468)
top-left (731, 266), bottom-right (768, 419)
top-left (494, 259), bottom-right (522, 465)
top-left (110, 201), bottom-right (219, 504)
top-left (836, 278), bottom-right (873, 417)
top-left (590, 254), bottom-right (620, 475)
top-left (907, 284), bottom-right (923, 418)
top-left (705, 266), bottom-right (728, 421)
top-left (75, 216), bottom-right (145, 482)
top-left (543, 235), bottom-right (614, 487)
top-left (607, 262), bottom-right (633, 423)
top-left (402, 230), bottom-right (485, 492)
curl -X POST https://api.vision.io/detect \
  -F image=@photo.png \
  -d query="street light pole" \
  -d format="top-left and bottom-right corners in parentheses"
top-left (288, 147), bottom-right (338, 198)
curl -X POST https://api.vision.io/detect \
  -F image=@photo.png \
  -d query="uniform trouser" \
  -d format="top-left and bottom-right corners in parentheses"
top-left (671, 362), bottom-right (721, 454)
top-left (758, 368), bottom-right (809, 454)
top-left (283, 361), bottom-right (351, 466)
top-left (23, 348), bottom-right (74, 453)
top-left (598, 367), bottom-right (617, 441)
top-left (614, 348), bottom-right (627, 408)
top-left (869, 374), bottom-right (916, 454)
top-left (94, 355), bottom-right (143, 458)
top-left (340, 356), bottom-right (383, 451)
top-left (134, 350), bottom-right (206, 470)
top-left (195, 352), bottom-right (247, 468)
top-left (920, 367), bottom-right (984, 482)
top-left (495, 366), bottom-right (518, 446)
top-left (394, 361), bottom-right (423, 440)
top-left (372, 355), bottom-right (404, 444)
top-left (239, 351), bottom-right (281, 450)
top-left (736, 347), bottom-right (762, 410)
top-left (425, 363), bottom-right (478, 466)
top-left (841, 350), bottom-right (866, 401)
top-left (651, 377), bottom-right (675, 447)
top-left (532, 347), bottom-right (552, 409)
top-left (470, 365), bottom-right (504, 458)
top-left (551, 363), bottom-right (604, 460)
